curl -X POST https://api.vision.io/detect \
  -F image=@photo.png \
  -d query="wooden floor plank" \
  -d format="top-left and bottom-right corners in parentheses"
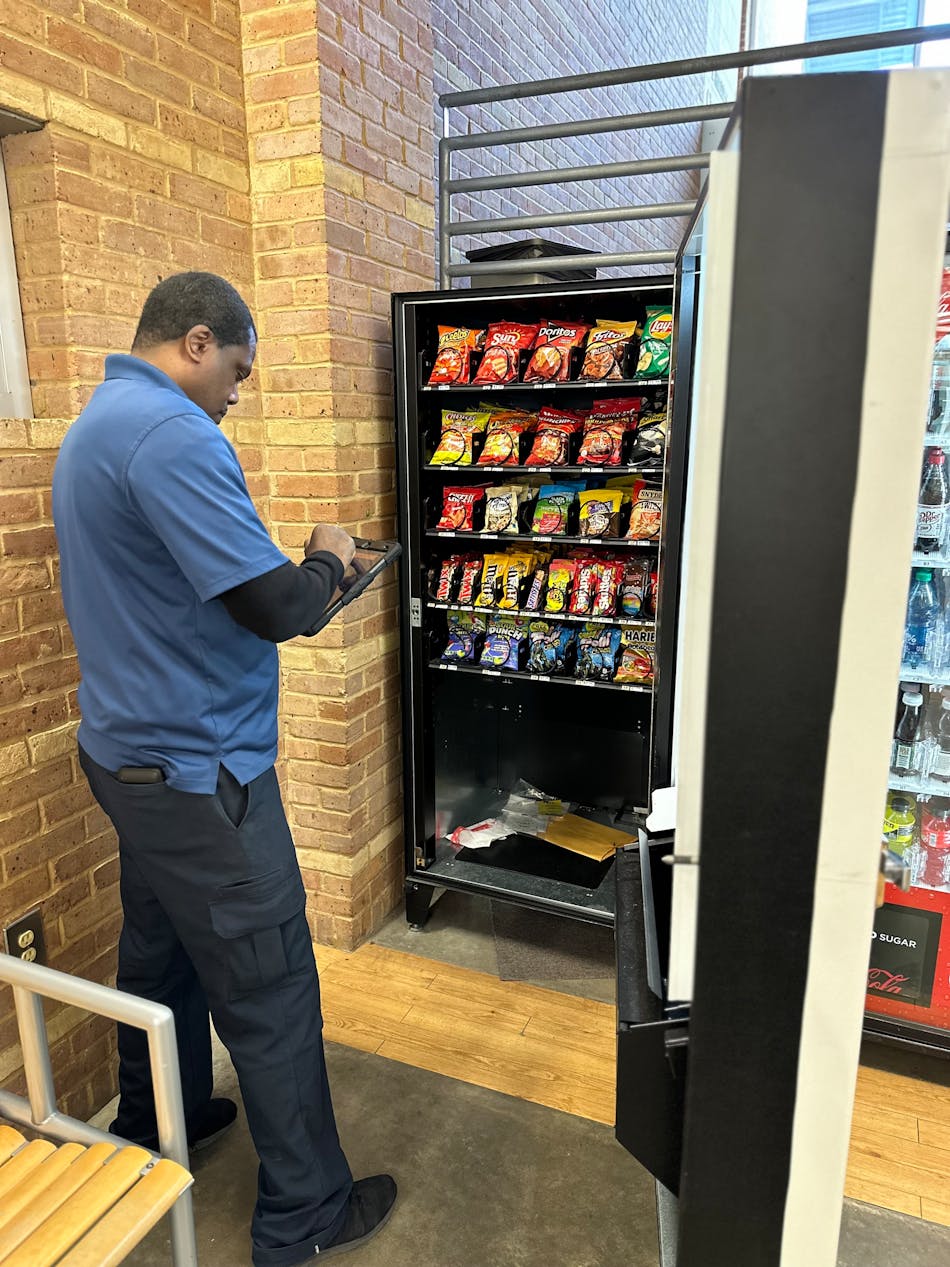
top-left (920, 1196), bottom-right (950, 1227)
top-left (917, 1118), bottom-right (950, 1154)
top-left (844, 1176), bottom-right (921, 1218)
top-left (848, 1101), bottom-right (919, 1143)
top-left (315, 940), bottom-right (950, 1226)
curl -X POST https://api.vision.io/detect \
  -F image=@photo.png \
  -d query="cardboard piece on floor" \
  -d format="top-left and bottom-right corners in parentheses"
top-left (541, 814), bottom-right (633, 862)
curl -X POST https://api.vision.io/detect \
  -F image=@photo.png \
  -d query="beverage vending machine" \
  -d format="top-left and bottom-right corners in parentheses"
top-left (871, 260), bottom-right (950, 1051)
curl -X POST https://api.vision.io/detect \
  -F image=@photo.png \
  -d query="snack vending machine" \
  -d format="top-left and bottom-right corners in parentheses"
top-left (392, 280), bottom-right (686, 928)
top-left (868, 259), bottom-right (950, 1053)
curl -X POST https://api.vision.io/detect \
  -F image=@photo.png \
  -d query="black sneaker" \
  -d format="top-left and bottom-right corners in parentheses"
top-left (308, 1175), bottom-right (398, 1261)
top-left (110, 1097), bottom-right (237, 1154)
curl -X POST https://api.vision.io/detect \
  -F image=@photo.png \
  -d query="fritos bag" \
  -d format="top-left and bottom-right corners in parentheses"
top-left (472, 322), bottom-right (540, 385)
top-left (431, 409), bottom-right (491, 466)
top-left (579, 320), bottom-right (640, 381)
top-left (523, 322), bottom-right (590, 383)
top-left (635, 307), bottom-right (673, 379)
top-left (428, 325), bottom-right (484, 385)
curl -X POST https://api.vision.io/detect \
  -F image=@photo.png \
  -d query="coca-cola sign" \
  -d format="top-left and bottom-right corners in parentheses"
top-left (868, 903), bottom-right (942, 1008)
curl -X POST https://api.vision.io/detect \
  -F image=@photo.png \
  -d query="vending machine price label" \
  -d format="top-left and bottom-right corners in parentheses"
top-left (483, 670), bottom-right (501, 677)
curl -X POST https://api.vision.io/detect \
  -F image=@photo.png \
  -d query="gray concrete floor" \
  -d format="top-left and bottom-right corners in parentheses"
top-left (372, 887), bottom-right (617, 1005)
top-left (90, 889), bottom-right (950, 1265)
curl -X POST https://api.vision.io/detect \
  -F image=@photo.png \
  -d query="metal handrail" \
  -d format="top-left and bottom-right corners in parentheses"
top-left (0, 954), bottom-right (198, 1267)
top-left (438, 22), bottom-right (950, 286)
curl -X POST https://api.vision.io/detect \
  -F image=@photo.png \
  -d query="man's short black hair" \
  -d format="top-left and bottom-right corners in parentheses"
top-left (132, 272), bottom-right (255, 351)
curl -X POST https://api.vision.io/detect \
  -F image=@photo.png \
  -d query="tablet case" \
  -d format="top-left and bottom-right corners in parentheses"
top-left (303, 538), bottom-right (401, 636)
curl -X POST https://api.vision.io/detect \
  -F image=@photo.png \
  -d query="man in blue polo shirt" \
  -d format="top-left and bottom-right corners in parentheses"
top-left (52, 272), bottom-right (397, 1266)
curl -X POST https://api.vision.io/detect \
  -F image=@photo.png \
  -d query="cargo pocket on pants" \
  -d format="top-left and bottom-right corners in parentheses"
top-left (209, 870), bottom-right (306, 1000)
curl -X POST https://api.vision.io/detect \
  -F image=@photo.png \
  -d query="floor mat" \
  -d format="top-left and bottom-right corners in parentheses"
top-left (490, 898), bottom-right (616, 981)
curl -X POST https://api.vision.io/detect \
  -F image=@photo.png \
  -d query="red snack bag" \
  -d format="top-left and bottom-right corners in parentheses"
top-left (569, 560), bottom-right (600, 616)
top-left (428, 325), bottom-right (485, 385)
top-left (435, 555), bottom-right (465, 602)
top-left (457, 557), bottom-right (484, 604)
top-left (525, 406), bottom-right (586, 467)
top-left (592, 560), bottom-right (623, 617)
top-left (472, 322), bottom-right (540, 385)
top-left (523, 322), bottom-right (590, 383)
top-left (437, 486), bottom-right (485, 532)
top-left (578, 397), bottom-right (641, 466)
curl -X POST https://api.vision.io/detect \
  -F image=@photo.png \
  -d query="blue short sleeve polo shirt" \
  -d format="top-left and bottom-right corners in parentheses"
top-left (52, 355), bottom-right (290, 792)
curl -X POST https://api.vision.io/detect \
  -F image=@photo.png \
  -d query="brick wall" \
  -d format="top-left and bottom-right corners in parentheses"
top-left (431, 0), bottom-right (742, 271)
top-left (241, 0), bottom-right (434, 949)
top-left (0, 0), bottom-right (259, 1123)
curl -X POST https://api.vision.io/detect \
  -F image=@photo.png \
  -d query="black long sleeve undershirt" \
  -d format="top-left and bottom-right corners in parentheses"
top-left (218, 550), bottom-right (345, 643)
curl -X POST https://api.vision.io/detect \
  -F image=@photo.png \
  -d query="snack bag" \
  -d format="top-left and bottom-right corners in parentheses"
top-left (527, 620), bottom-right (575, 675)
top-left (578, 398), bottom-right (640, 466)
top-left (629, 411), bottom-right (668, 466)
top-left (428, 325), bottom-right (484, 386)
top-left (620, 558), bottom-right (651, 618)
top-left (472, 322), bottom-right (540, 385)
top-left (531, 483), bottom-right (580, 536)
top-left (442, 612), bottom-right (482, 663)
top-left (635, 307), bottom-right (674, 379)
top-left (579, 320), bottom-right (640, 381)
top-left (498, 554), bottom-right (533, 610)
top-left (575, 624), bottom-right (622, 681)
top-left (648, 570), bottom-right (659, 617)
top-left (525, 407), bottom-right (586, 467)
top-left (569, 560), bottom-right (599, 616)
top-left (523, 566), bottom-right (547, 612)
top-left (615, 626), bottom-right (656, 684)
top-left (431, 409), bottom-right (491, 466)
top-left (477, 414), bottom-right (532, 466)
top-left (544, 559), bottom-right (577, 614)
top-left (627, 484), bottom-right (662, 539)
top-left (482, 485), bottom-right (521, 534)
top-left (435, 554), bottom-right (465, 602)
top-left (523, 322), bottom-right (590, 383)
top-left (474, 553), bottom-right (506, 607)
top-left (437, 485), bottom-right (485, 532)
top-left (592, 560), bottom-right (623, 618)
top-left (457, 557), bottom-right (484, 605)
top-left (479, 615), bottom-right (527, 670)
top-left (578, 488), bottom-right (623, 538)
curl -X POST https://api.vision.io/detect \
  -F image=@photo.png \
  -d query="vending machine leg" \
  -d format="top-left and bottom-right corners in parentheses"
top-left (405, 880), bottom-right (435, 930)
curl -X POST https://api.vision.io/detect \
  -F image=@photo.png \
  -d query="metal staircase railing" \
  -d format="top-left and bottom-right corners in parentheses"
top-left (438, 22), bottom-right (950, 287)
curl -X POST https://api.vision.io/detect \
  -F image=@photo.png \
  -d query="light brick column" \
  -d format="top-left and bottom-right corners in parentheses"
top-left (241, 0), bottom-right (435, 948)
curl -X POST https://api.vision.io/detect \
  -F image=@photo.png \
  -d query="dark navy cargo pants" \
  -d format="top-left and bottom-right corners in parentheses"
top-left (80, 747), bottom-right (353, 1266)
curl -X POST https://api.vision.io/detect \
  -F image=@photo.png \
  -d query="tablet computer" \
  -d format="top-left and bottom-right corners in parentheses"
top-left (303, 538), bottom-right (402, 636)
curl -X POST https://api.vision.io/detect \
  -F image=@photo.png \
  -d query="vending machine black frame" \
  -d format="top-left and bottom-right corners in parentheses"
top-left (393, 277), bottom-right (690, 928)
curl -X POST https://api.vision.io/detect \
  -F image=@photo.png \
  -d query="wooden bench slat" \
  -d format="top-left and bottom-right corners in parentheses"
top-left (0, 1145), bottom-right (152, 1267)
top-left (0, 1143), bottom-right (117, 1261)
top-left (0, 1144), bottom-right (86, 1232)
top-left (56, 1160), bottom-right (193, 1267)
top-left (0, 1128), bottom-right (26, 1167)
top-left (0, 1140), bottom-right (57, 1201)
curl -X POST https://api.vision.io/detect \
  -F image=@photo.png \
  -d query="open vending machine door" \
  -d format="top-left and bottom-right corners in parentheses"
top-left (615, 70), bottom-right (950, 1267)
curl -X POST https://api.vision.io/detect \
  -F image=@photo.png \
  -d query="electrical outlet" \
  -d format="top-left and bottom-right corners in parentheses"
top-left (3, 908), bottom-right (46, 966)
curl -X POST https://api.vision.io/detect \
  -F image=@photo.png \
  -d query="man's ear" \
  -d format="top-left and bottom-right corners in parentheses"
top-left (182, 325), bottom-right (215, 364)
